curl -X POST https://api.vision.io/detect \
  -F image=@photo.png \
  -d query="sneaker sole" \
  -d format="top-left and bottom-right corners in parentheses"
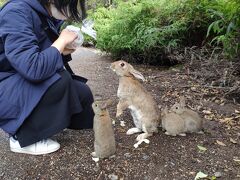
top-left (10, 145), bottom-right (60, 155)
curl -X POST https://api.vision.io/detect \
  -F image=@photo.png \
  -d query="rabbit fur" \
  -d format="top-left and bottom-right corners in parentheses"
top-left (170, 96), bottom-right (203, 133)
top-left (161, 107), bottom-right (186, 136)
top-left (110, 60), bottom-right (160, 141)
top-left (92, 100), bottom-right (116, 158)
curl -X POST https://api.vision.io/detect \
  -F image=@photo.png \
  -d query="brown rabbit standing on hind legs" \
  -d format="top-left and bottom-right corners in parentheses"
top-left (110, 60), bottom-right (160, 141)
top-left (91, 100), bottom-right (116, 158)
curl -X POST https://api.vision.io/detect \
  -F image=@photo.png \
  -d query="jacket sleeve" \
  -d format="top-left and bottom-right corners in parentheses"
top-left (0, 8), bottom-right (64, 83)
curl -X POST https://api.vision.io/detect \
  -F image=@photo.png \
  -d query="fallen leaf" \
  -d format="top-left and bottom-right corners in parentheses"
top-left (234, 115), bottom-right (240, 119)
top-left (120, 121), bottom-right (126, 127)
top-left (211, 176), bottom-right (217, 180)
top-left (233, 158), bottom-right (240, 162)
top-left (230, 138), bottom-right (237, 144)
top-left (216, 140), bottom-right (226, 146)
top-left (235, 110), bottom-right (240, 114)
top-left (197, 145), bottom-right (207, 152)
top-left (220, 117), bottom-right (234, 123)
top-left (233, 159), bottom-right (240, 165)
top-left (194, 171), bottom-right (208, 180)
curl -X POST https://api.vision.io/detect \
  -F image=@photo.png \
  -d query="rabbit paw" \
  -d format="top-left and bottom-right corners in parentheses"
top-left (134, 138), bottom-right (150, 148)
top-left (179, 133), bottom-right (186, 136)
top-left (136, 133), bottom-right (150, 141)
top-left (126, 128), bottom-right (142, 135)
top-left (165, 131), bottom-right (176, 136)
top-left (92, 157), bottom-right (100, 163)
top-left (197, 131), bottom-right (204, 134)
top-left (91, 152), bottom-right (96, 157)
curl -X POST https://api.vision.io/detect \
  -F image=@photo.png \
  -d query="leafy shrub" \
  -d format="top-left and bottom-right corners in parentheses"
top-left (0, 0), bottom-right (6, 7)
top-left (206, 0), bottom-right (240, 59)
top-left (91, 0), bottom-right (239, 63)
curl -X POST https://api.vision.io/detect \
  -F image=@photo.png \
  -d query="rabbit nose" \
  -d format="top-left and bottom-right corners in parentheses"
top-left (110, 64), bottom-right (115, 71)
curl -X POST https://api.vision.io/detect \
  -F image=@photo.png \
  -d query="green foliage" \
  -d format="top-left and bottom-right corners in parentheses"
top-left (206, 0), bottom-right (240, 59)
top-left (0, 0), bottom-right (6, 7)
top-left (91, 0), bottom-right (240, 63)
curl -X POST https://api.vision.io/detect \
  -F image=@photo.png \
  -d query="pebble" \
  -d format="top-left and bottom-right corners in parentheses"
top-left (93, 165), bottom-right (100, 172)
top-left (214, 172), bottom-right (222, 178)
top-left (124, 153), bottom-right (131, 158)
top-left (143, 155), bottom-right (150, 160)
top-left (108, 174), bottom-right (118, 180)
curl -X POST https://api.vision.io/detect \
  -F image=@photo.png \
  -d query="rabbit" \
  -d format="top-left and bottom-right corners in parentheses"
top-left (110, 60), bottom-right (160, 141)
top-left (91, 100), bottom-right (116, 158)
top-left (161, 107), bottom-right (186, 136)
top-left (170, 96), bottom-right (203, 134)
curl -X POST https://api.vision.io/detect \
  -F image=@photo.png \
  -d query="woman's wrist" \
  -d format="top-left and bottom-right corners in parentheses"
top-left (51, 38), bottom-right (67, 54)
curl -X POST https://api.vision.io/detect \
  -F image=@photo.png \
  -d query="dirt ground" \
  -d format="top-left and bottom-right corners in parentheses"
top-left (0, 47), bottom-right (239, 180)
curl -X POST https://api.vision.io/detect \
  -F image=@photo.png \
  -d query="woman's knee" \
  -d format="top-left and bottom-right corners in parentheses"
top-left (43, 71), bottom-right (72, 100)
top-left (74, 80), bottom-right (94, 105)
top-left (56, 71), bottom-right (73, 89)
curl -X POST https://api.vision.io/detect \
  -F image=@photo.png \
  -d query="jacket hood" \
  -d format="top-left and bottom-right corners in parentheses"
top-left (10, 0), bottom-right (50, 17)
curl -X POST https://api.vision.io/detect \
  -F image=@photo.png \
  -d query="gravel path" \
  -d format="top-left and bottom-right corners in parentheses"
top-left (0, 47), bottom-right (239, 180)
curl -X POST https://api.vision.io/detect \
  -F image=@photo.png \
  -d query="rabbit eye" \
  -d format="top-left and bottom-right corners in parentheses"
top-left (176, 107), bottom-right (178, 109)
top-left (95, 104), bottom-right (98, 107)
top-left (120, 63), bottom-right (125, 67)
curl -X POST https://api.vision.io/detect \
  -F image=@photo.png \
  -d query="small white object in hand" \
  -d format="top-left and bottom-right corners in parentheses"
top-left (65, 25), bottom-right (84, 49)
top-left (92, 157), bottom-right (99, 162)
top-left (120, 121), bottom-right (126, 127)
top-left (134, 139), bottom-right (150, 148)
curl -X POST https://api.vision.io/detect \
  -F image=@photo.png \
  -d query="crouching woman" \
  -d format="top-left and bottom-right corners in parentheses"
top-left (0, 0), bottom-right (94, 155)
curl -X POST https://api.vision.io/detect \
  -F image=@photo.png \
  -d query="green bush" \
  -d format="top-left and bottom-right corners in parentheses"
top-left (206, 0), bottom-right (240, 59)
top-left (91, 0), bottom-right (239, 63)
top-left (0, 0), bottom-right (6, 7)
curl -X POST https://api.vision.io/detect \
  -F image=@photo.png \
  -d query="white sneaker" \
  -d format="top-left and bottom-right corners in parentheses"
top-left (10, 137), bottom-right (60, 155)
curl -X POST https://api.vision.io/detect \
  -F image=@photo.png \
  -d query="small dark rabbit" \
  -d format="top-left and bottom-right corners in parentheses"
top-left (92, 100), bottom-right (116, 158)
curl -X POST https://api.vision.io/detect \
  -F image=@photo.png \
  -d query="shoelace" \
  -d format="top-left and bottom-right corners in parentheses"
top-left (36, 139), bottom-right (49, 147)
top-left (33, 139), bottom-right (48, 151)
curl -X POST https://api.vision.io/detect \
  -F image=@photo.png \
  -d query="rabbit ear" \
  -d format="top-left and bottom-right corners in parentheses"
top-left (129, 65), bottom-right (146, 81)
top-left (101, 99), bottom-right (113, 109)
top-left (179, 96), bottom-right (186, 107)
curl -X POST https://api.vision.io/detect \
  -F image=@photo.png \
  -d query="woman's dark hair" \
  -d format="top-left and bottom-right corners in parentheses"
top-left (38, 0), bottom-right (86, 21)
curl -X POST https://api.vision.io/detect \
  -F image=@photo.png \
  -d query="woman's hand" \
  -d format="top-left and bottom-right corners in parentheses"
top-left (51, 29), bottom-right (77, 54)
top-left (62, 48), bottom-right (76, 55)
